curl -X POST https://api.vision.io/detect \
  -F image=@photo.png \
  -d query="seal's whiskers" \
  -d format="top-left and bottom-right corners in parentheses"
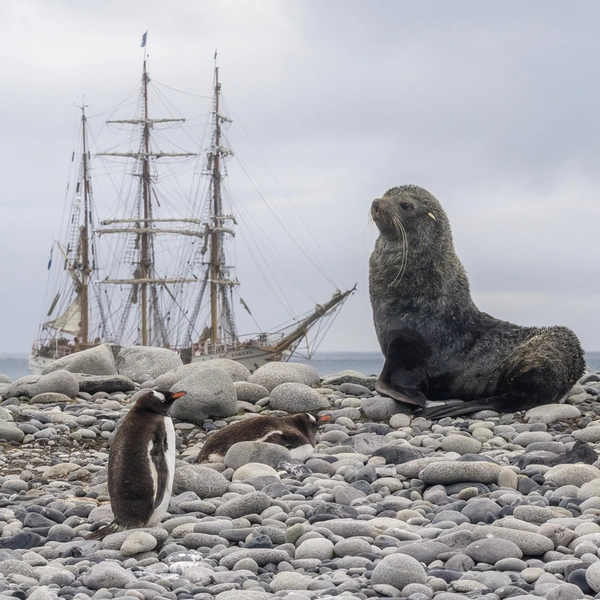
top-left (389, 215), bottom-right (408, 288)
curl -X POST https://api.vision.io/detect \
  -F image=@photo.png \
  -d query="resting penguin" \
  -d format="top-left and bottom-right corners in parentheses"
top-left (196, 412), bottom-right (331, 464)
top-left (87, 389), bottom-right (186, 539)
top-left (369, 185), bottom-right (585, 419)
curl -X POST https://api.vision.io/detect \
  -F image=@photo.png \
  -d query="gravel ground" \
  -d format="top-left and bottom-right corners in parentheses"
top-left (1, 358), bottom-right (600, 600)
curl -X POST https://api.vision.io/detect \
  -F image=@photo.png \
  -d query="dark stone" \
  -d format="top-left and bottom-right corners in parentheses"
top-left (426, 568), bottom-right (463, 583)
top-left (277, 461), bottom-right (312, 479)
top-left (355, 424), bottom-right (392, 435)
top-left (307, 502), bottom-right (358, 522)
top-left (243, 534), bottom-right (273, 549)
top-left (444, 482), bottom-right (491, 495)
top-left (371, 445), bottom-right (423, 464)
top-left (262, 483), bottom-right (290, 499)
top-left (567, 569), bottom-right (594, 594)
top-left (0, 532), bottom-right (43, 549)
top-left (77, 375), bottom-right (136, 394)
top-left (351, 480), bottom-right (374, 495)
top-left (456, 454), bottom-right (499, 463)
top-left (517, 477), bottom-right (538, 495)
top-left (23, 512), bottom-right (55, 528)
top-left (550, 440), bottom-right (598, 466)
top-left (353, 465), bottom-right (377, 483)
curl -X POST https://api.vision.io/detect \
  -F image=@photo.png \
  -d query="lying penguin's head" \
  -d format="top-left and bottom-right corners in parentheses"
top-left (292, 412), bottom-right (331, 435)
top-left (137, 389), bottom-right (186, 414)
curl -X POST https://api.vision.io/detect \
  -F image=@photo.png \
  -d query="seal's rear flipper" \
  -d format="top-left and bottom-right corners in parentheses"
top-left (375, 378), bottom-right (427, 407)
top-left (422, 393), bottom-right (517, 419)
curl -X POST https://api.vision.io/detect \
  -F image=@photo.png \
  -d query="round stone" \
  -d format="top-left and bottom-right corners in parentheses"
top-left (465, 537), bottom-right (523, 563)
top-left (371, 553), bottom-right (427, 589)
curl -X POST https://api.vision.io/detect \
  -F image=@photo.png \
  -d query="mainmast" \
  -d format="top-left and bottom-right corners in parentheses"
top-left (141, 59), bottom-right (151, 346)
top-left (209, 67), bottom-right (221, 345)
top-left (80, 104), bottom-right (92, 345)
top-left (97, 59), bottom-right (196, 347)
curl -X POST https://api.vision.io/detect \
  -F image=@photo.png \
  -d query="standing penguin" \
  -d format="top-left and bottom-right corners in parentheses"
top-left (87, 389), bottom-right (186, 540)
top-left (196, 412), bottom-right (331, 464)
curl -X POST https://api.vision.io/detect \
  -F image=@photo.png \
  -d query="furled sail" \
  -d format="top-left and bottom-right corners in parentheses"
top-left (43, 298), bottom-right (81, 336)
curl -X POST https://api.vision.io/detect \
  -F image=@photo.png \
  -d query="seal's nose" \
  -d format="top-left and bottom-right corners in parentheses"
top-left (372, 199), bottom-right (380, 213)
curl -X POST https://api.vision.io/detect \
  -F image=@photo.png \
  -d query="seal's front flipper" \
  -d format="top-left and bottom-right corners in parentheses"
top-left (376, 329), bottom-right (431, 408)
top-left (375, 377), bottom-right (427, 407)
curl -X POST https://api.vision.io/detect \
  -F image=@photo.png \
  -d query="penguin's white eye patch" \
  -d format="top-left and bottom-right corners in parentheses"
top-left (153, 391), bottom-right (166, 402)
top-left (308, 414), bottom-right (316, 423)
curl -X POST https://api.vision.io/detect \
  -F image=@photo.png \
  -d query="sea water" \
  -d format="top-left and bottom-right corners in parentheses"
top-left (2, 350), bottom-right (600, 380)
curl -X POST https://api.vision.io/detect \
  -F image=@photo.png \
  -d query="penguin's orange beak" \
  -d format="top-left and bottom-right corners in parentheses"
top-left (319, 414), bottom-right (331, 424)
top-left (171, 391), bottom-right (186, 399)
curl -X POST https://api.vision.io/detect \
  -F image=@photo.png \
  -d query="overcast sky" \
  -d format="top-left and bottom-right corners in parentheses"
top-left (2, 0), bottom-right (600, 355)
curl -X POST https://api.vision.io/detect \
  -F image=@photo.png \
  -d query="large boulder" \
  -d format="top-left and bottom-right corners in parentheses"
top-left (155, 360), bottom-right (250, 389)
top-left (116, 346), bottom-right (183, 383)
top-left (321, 370), bottom-right (377, 390)
top-left (193, 359), bottom-right (250, 382)
top-left (2, 370), bottom-right (79, 399)
top-left (247, 363), bottom-right (305, 391)
top-left (233, 381), bottom-right (270, 403)
top-left (224, 441), bottom-right (293, 470)
top-left (170, 367), bottom-right (237, 423)
top-left (287, 363), bottom-right (320, 386)
top-left (41, 344), bottom-right (117, 376)
top-left (172, 465), bottom-right (229, 498)
top-left (269, 383), bottom-right (329, 412)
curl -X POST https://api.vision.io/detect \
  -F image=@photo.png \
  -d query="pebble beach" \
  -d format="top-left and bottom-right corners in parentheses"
top-left (1, 345), bottom-right (600, 600)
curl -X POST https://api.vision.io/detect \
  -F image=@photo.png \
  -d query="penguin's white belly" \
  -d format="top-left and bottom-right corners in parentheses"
top-left (147, 417), bottom-right (176, 526)
top-left (290, 443), bottom-right (315, 461)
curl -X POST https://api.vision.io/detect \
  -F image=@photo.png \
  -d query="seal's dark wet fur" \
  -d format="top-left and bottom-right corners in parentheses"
top-left (369, 185), bottom-right (585, 418)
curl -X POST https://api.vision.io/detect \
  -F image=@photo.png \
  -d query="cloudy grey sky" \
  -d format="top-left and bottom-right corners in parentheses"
top-left (1, 0), bottom-right (600, 355)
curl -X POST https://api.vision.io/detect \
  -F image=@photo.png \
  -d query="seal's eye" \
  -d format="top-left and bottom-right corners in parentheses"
top-left (400, 201), bottom-right (413, 210)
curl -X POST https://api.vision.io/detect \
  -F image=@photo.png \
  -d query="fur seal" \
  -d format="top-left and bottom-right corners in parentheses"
top-left (196, 412), bottom-right (331, 463)
top-left (87, 389), bottom-right (186, 539)
top-left (369, 184), bottom-right (585, 418)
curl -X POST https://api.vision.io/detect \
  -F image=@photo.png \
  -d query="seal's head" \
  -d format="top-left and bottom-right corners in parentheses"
top-left (371, 184), bottom-right (443, 241)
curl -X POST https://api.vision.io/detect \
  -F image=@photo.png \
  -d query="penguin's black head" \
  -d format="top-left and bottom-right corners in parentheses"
top-left (136, 389), bottom-right (186, 414)
top-left (292, 412), bottom-right (331, 434)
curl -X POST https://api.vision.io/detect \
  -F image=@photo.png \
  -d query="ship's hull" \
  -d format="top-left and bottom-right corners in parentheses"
top-left (30, 343), bottom-right (288, 375)
top-left (29, 354), bottom-right (58, 376)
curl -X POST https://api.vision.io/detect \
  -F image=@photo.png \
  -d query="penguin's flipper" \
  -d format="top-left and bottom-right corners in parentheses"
top-left (86, 521), bottom-right (121, 540)
top-left (150, 427), bottom-right (169, 509)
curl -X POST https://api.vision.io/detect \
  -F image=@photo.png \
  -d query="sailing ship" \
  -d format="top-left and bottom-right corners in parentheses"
top-left (30, 58), bottom-right (354, 375)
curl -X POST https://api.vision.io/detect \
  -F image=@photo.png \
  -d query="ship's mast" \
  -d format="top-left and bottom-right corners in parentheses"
top-left (97, 59), bottom-right (196, 347)
top-left (141, 59), bottom-right (151, 346)
top-left (80, 104), bottom-right (91, 345)
top-left (210, 67), bottom-right (221, 345)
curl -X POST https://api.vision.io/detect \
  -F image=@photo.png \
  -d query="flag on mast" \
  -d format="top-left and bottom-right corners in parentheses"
top-left (47, 245), bottom-right (54, 270)
top-left (141, 31), bottom-right (148, 48)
